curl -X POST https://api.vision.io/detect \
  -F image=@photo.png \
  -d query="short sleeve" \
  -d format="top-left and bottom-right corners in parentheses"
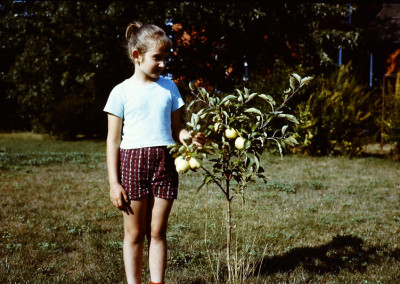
top-left (170, 81), bottom-right (185, 112)
top-left (104, 85), bottom-right (124, 118)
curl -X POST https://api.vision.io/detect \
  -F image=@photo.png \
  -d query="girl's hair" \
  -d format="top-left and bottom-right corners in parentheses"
top-left (125, 21), bottom-right (172, 63)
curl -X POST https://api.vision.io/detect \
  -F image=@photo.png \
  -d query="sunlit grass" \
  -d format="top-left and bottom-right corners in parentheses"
top-left (0, 138), bottom-right (399, 283)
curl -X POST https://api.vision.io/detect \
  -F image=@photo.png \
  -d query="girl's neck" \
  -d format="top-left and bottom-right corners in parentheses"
top-left (130, 71), bottom-right (159, 85)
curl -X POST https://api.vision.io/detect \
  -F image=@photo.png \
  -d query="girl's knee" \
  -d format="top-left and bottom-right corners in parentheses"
top-left (124, 229), bottom-right (146, 245)
top-left (149, 227), bottom-right (167, 242)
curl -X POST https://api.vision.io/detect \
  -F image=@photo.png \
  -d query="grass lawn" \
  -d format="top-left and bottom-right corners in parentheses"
top-left (0, 137), bottom-right (399, 283)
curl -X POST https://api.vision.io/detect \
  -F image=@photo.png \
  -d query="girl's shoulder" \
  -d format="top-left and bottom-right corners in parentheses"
top-left (108, 79), bottom-right (132, 103)
top-left (157, 76), bottom-right (179, 91)
top-left (111, 78), bottom-right (131, 92)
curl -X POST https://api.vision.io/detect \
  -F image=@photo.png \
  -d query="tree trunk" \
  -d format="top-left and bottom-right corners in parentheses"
top-left (227, 198), bottom-right (232, 283)
top-left (226, 179), bottom-right (232, 283)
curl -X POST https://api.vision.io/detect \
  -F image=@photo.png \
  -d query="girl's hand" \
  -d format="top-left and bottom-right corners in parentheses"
top-left (192, 131), bottom-right (206, 147)
top-left (110, 183), bottom-right (129, 211)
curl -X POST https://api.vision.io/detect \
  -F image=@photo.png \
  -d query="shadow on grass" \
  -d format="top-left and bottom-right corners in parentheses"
top-left (258, 235), bottom-right (400, 275)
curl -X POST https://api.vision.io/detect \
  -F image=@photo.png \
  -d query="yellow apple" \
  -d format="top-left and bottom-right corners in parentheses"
top-left (174, 155), bottom-right (185, 166)
top-left (225, 128), bottom-right (238, 139)
top-left (175, 159), bottom-right (190, 174)
top-left (235, 137), bottom-right (246, 150)
top-left (189, 157), bottom-right (202, 169)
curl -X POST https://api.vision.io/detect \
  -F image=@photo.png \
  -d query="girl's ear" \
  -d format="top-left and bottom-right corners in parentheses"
top-left (131, 49), bottom-right (140, 64)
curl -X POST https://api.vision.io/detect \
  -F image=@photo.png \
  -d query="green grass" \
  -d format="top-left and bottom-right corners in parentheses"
top-left (0, 138), bottom-right (399, 283)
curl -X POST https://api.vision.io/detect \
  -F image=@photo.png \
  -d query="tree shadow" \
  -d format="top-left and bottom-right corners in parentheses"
top-left (257, 234), bottom-right (400, 275)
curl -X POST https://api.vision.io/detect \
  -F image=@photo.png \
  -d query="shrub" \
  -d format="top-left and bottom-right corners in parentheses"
top-left (295, 62), bottom-right (378, 156)
top-left (383, 74), bottom-right (400, 159)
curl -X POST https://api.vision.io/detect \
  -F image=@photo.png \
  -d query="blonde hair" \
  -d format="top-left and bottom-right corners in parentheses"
top-left (125, 21), bottom-right (172, 63)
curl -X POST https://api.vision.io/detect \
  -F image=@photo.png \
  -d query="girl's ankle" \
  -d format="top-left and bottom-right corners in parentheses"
top-left (150, 282), bottom-right (163, 284)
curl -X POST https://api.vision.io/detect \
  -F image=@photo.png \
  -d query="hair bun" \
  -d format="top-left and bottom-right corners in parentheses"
top-left (125, 21), bottom-right (143, 40)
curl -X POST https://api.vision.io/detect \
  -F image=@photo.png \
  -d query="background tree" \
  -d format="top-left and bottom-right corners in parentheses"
top-left (1, 2), bottom-right (365, 139)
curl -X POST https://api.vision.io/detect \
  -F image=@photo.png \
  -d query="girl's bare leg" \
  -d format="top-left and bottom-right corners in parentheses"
top-left (123, 195), bottom-right (149, 284)
top-left (147, 196), bottom-right (174, 283)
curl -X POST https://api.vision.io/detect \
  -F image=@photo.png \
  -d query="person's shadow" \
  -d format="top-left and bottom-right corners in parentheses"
top-left (256, 234), bottom-right (400, 275)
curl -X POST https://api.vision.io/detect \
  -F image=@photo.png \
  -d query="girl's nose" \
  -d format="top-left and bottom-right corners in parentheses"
top-left (159, 60), bottom-right (166, 68)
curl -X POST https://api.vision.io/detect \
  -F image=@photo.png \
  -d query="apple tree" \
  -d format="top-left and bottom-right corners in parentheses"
top-left (168, 74), bottom-right (312, 282)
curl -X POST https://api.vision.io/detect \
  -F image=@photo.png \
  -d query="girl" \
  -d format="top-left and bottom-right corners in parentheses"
top-left (104, 21), bottom-right (205, 284)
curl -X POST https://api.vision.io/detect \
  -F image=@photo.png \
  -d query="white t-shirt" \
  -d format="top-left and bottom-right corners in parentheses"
top-left (104, 76), bottom-right (185, 149)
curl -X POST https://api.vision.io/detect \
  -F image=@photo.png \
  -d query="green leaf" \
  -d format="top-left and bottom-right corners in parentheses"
top-left (278, 114), bottom-right (300, 124)
top-left (222, 110), bottom-right (229, 120)
top-left (167, 144), bottom-right (177, 149)
top-left (276, 140), bottom-right (283, 159)
top-left (254, 154), bottom-right (260, 171)
top-left (244, 87), bottom-right (250, 98)
top-left (284, 88), bottom-right (291, 94)
top-left (247, 93), bottom-right (258, 101)
top-left (246, 155), bottom-right (255, 170)
top-left (284, 137), bottom-right (298, 146)
top-left (191, 113), bottom-right (199, 126)
top-left (300, 76), bottom-right (313, 87)
top-left (219, 95), bottom-right (236, 106)
top-left (237, 89), bottom-right (244, 103)
top-left (282, 125), bottom-right (288, 135)
top-left (289, 76), bottom-right (296, 90)
top-left (189, 81), bottom-right (196, 91)
top-left (198, 87), bottom-right (208, 98)
top-left (178, 145), bottom-right (187, 154)
top-left (244, 139), bottom-right (251, 149)
top-left (291, 73), bottom-right (302, 83)
top-left (244, 107), bottom-right (263, 116)
top-left (259, 94), bottom-right (276, 106)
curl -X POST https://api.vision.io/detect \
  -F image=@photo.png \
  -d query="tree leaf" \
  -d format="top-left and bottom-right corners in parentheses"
top-left (178, 145), bottom-right (187, 154)
top-left (237, 89), bottom-right (244, 103)
top-left (198, 87), bottom-right (208, 99)
top-left (254, 154), bottom-right (260, 171)
top-left (300, 76), bottom-right (313, 87)
top-left (247, 93), bottom-right (258, 101)
top-left (289, 76), bottom-right (296, 90)
top-left (219, 95), bottom-right (236, 106)
top-left (244, 107), bottom-right (263, 116)
top-left (278, 114), bottom-right (300, 124)
top-left (291, 73), bottom-right (302, 83)
top-left (281, 125), bottom-right (288, 135)
top-left (187, 100), bottom-right (197, 110)
top-left (258, 94), bottom-right (276, 110)
top-left (284, 136), bottom-right (298, 146)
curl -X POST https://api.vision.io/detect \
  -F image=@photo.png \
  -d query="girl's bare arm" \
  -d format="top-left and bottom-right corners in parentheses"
top-left (106, 113), bottom-right (128, 209)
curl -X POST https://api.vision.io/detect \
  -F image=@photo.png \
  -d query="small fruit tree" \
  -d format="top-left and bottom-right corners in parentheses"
top-left (168, 74), bottom-right (312, 282)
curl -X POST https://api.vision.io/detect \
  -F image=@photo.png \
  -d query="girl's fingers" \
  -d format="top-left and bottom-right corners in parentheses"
top-left (122, 191), bottom-right (129, 204)
top-left (111, 189), bottom-right (129, 210)
top-left (194, 135), bottom-right (206, 146)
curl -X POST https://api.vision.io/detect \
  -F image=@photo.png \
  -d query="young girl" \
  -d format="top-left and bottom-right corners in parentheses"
top-left (104, 21), bottom-right (205, 284)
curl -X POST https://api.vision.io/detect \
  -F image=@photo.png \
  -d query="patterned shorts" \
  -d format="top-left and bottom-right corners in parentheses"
top-left (119, 146), bottom-right (179, 200)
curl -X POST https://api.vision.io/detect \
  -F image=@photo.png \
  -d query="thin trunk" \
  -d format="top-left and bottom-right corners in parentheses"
top-left (226, 180), bottom-right (232, 283)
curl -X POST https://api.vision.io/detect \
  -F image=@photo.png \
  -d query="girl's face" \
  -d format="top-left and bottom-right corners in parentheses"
top-left (136, 45), bottom-right (169, 81)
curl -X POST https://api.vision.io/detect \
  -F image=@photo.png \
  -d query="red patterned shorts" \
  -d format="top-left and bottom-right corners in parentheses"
top-left (119, 147), bottom-right (179, 200)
